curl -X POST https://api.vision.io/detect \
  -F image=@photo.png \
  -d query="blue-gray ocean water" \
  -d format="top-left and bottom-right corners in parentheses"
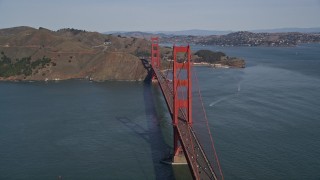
top-left (1, 43), bottom-right (320, 179)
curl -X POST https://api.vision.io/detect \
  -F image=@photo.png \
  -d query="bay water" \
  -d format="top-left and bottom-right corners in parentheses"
top-left (1, 43), bottom-right (320, 179)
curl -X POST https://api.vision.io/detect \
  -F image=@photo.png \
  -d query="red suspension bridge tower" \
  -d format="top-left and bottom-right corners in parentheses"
top-left (172, 45), bottom-right (192, 162)
top-left (150, 37), bottom-right (223, 180)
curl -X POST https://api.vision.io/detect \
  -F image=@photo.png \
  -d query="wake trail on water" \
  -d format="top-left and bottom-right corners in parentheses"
top-left (209, 83), bottom-right (241, 107)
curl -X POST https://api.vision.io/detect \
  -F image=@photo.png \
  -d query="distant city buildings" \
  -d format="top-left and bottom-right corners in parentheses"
top-left (160, 32), bottom-right (320, 47)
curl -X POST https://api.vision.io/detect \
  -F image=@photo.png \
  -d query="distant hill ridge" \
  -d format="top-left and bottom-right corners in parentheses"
top-left (104, 27), bottom-right (320, 37)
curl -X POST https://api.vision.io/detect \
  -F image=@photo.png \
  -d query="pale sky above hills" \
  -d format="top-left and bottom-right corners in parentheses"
top-left (0, 0), bottom-right (319, 32)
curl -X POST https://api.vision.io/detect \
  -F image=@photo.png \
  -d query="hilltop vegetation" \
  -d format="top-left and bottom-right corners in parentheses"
top-left (0, 51), bottom-right (51, 77)
top-left (194, 50), bottom-right (245, 68)
top-left (194, 50), bottom-right (226, 63)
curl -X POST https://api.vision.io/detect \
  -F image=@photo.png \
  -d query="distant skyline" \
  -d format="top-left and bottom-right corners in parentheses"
top-left (0, 0), bottom-right (319, 32)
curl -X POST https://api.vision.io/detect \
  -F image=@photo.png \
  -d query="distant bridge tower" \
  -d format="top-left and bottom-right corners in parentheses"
top-left (151, 37), bottom-right (160, 80)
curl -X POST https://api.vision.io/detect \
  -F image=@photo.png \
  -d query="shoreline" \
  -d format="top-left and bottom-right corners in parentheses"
top-left (0, 77), bottom-right (145, 83)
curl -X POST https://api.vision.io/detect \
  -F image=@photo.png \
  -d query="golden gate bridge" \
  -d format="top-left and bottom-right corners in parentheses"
top-left (149, 37), bottom-right (223, 180)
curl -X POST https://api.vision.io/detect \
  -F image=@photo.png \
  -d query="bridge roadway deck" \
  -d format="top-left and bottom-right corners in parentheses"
top-left (153, 67), bottom-right (218, 180)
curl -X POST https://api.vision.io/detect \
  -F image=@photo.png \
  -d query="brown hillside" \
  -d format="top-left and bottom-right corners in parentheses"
top-left (0, 26), bottom-right (152, 81)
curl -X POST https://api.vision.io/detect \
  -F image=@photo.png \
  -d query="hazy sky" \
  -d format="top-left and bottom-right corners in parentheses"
top-left (0, 0), bottom-right (319, 32)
